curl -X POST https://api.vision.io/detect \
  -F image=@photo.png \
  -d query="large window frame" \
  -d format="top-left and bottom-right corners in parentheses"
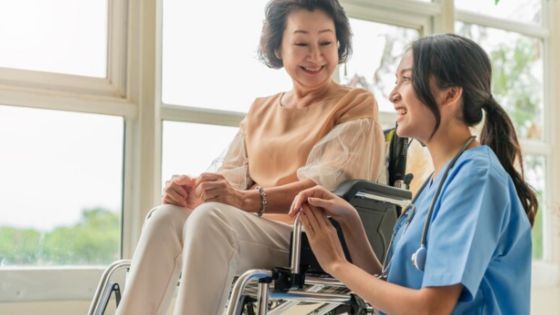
top-left (0, 0), bottom-right (558, 303)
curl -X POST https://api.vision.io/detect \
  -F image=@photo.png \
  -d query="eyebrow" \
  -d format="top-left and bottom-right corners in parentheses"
top-left (399, 68), bottom-right (413, 74)
top-left (293, 29), bottom-right (334, 34)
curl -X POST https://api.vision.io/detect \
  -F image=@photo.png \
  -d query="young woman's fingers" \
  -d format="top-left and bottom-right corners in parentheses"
top-left (289, 193), bottom-right (305, 217)
top-left (308, 205), bottom-right (332, 231)
top-left (290, 186), bottom-right (323, 215)
top-left (302, 205), bottom-right (323, 232)
top-left (307, 197), bottom-right (334, 211)
top-left (300, 209), bottom-right (315, 238)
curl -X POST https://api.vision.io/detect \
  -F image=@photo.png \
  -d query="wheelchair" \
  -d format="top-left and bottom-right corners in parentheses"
top-left (88, 128), bottom-right (413, 315)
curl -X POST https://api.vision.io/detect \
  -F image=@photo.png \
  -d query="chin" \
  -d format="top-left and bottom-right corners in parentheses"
top-left (395, 124), bottom-right (410, 138)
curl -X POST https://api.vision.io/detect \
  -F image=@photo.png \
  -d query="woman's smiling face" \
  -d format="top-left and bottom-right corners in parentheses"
top-left (278, 9), bottom-right (339, 91)
top-left (390, 50), bottom-right (437, 142)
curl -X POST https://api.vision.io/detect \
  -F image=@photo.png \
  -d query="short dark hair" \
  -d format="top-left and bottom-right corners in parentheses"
top-left (410, 33), bottom-right (538, 226)
top-left (258, 0), bottom-right (352, 69)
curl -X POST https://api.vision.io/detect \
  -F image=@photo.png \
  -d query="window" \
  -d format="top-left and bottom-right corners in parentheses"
top-left (161, 122), bottom-right (238, 186)
top-left (0, 0), bottom-right (108, 77)
top-left (162, 0), bottom-right (291, 113)
top-left (0, 106), bottom-right (123, 266)
top-left (524, 155), bottom-right (546, 258)
top-left (455, 0), bottom-right (550, 261)
top-left (343, 19), bottom-right (420, 112)
top-left (456, 22), bottom-right (543, 140)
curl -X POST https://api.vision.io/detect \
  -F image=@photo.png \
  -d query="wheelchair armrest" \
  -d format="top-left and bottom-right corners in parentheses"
top-left (335, 180), bottom-right (412, 209)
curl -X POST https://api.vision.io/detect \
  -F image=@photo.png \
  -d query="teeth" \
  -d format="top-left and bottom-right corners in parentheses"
top-left (397, 108), bottom-right (407, 115)
top-left (303, 66), bottom-right (322, 72)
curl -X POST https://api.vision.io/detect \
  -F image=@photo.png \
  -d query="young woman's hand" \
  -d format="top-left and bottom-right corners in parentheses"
top-left (300, 204), bottom-right (348, 274)
top-left (289, 186), bottom-right (358, 225)
top-left (162, 175), bottom-right (202, 209)
top-left (194, 172), bottom-right (245, 208)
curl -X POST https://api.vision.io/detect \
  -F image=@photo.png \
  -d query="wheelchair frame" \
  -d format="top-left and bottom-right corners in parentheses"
top-left (225, 181), bottom-right (412, 315)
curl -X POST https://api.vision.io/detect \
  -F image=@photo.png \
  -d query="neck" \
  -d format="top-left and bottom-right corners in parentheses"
top-left (425, 127), bottom-right (476, 178)
top-left (283, 81), bottom-right (335, 108)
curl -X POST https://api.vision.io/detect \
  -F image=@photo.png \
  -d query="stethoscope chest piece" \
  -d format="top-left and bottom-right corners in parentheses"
top-left (411, 245), bottom-right (427, 271)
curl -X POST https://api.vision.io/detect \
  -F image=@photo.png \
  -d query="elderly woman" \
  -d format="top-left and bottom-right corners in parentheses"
top-left (115, 0), bottom-right (385, 314)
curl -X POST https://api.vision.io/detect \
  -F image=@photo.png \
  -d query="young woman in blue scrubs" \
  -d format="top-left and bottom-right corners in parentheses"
top-left (289, 33), bottom-right (538, 314)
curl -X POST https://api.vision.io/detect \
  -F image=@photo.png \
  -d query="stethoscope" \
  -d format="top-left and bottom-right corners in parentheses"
top-left (380, 135), bottom-right (476, 278)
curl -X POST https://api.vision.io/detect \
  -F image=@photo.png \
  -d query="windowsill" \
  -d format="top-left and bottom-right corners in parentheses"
top-left (0, 267), bottom-right (107, 302)
top-left (0, 260), bottom-right (558, 302)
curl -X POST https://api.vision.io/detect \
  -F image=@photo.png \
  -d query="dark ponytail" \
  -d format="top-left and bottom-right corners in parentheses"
top-left (481, 97), bottom-right (538, 226)
top-left (411, 34), bottom-right (538, 226)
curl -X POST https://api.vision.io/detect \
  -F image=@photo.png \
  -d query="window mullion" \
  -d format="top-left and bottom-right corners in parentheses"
top-left (545, 0), bottom-right (560, 265)
top-left (107, 0), bottom-right (129, 98)
top-left (121, 0), bottom-right (161, 258)
top-left (433, 0), bottom-right (455, 33)
top-left (161, 105), bottom-right (244, 127)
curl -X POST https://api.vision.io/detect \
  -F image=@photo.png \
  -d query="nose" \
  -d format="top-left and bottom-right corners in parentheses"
top-left (389, 86), bottom-right (400, 104)
top-left (308, 44), bottom-right (323, 62)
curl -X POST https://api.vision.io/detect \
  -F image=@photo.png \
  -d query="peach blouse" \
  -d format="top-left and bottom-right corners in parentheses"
top-left (215, 86), bottom-right (385, 192)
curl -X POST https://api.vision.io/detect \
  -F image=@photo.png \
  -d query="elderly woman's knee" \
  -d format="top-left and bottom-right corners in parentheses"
top-left (185, 202), bottom-right (237, 233)
top-left (144, 204), bottom-right (186, 229)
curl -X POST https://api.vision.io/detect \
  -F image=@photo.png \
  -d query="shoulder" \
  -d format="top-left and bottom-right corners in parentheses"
top-left (246, 93), bottom-right (282, 116)
top-left (331, 86), bottom-right (378, 122)
top-left (452, 146), bottom-right (509, 186)
top-left (337, 86), bottom-right (376, 107)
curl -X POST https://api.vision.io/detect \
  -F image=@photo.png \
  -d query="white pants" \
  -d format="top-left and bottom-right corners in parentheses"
top-left (115, 202), bottom-right (291, 315)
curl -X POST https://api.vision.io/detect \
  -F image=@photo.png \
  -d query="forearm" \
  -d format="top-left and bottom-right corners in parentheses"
top-left (339, 216), bottom-right (383, 275)
top-left (241, 179), bottom-right (316, 214)
top-left (330, 262), bottom-right (459, 315)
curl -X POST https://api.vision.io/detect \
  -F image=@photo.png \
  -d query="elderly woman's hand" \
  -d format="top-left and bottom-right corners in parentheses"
top-left (194, 172), bottom-right (245, 208)
top-left (162, 175), bottom-right (202, 209)
top-left (289, 186), bottom-right (358, 225)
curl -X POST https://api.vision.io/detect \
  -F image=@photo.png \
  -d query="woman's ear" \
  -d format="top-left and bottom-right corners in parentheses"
top-left (441, 86), bottom-right (463, 108)
top-left (274, 49), bottom-right (282, 60)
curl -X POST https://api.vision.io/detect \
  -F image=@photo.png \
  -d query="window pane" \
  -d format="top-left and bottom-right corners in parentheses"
top-left (162, 0), bottom-right (291, 112)
top-left (161, 122), bottom-right (238, 187)
top-left (342, 19), bottom-right (420, 112)
top-left (524, 155), bottom-right (545, 259)
top-left (0, 0), bottom-right (108, 77)
top-left (0, 106), bottom-right (123, 266)
top-left (456, 23), bottom-right (543, 140)
top-left (456, 0), bottom-right (541, 24)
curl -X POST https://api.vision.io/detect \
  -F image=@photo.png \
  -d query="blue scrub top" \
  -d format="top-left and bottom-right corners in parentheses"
top-left (381, 146), bottom-right (532, 315)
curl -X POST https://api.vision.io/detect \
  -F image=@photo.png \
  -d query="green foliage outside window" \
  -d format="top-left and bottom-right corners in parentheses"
top-left (0, 208), bottom-right (120, 266)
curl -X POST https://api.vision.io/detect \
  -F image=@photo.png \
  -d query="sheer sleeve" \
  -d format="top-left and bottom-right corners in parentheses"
top-left (297, 117), bottom-right (385, 191)
top-left (210, 129), bottom-right (253, 190)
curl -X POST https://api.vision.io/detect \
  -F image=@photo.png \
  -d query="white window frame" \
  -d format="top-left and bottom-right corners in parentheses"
top-left (0, 0), bottom-right (558, 304)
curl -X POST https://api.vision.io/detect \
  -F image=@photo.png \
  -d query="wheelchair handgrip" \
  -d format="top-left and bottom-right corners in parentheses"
top-left (290, 213), bottom-right (303, 274)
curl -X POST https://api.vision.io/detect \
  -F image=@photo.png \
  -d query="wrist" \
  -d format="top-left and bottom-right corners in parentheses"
top-left (327, 259), bottom-right (352, 278)
top-left (339, 208), bottom-right (361, 231)
top-left (240, 189), bottom-right (260, 212)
